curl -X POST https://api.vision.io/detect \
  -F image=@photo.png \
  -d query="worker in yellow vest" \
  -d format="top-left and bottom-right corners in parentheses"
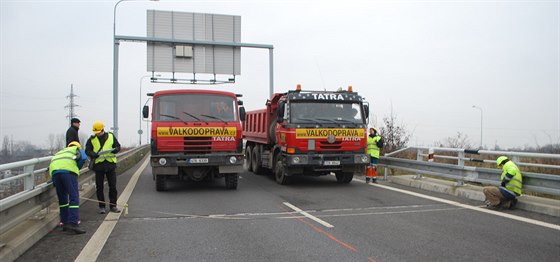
top-left (366, 127), bottom-right (383, 183)
top-left (49, 141), bottom-right (87, 234)
top-left (483, 156), bottom-right (522, 209)
top-left (85, 121), bottom-right (122, 214)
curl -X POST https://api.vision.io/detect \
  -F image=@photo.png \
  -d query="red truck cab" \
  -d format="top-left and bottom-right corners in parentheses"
top-left (143, 89), bottom-right (245, 191)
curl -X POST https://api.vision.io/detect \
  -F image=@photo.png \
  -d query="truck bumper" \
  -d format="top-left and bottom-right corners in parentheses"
top-left (284, 153), bottom-right (369, 175)
top-left (151, 153), bottom-right (244, 175)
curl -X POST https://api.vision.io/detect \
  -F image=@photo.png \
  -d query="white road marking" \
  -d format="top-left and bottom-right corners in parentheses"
top-left (283, 202), bottom-right (334, 228)
top-left (368, 182), bottom-right (560, 231)
top-left (75, 157), bottom-right (150, 262)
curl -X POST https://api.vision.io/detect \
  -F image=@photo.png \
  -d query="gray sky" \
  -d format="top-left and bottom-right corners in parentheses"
top-left (1, 0), bottom-right (559, 149)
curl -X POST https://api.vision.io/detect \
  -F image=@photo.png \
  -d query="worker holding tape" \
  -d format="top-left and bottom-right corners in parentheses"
top-left (86, 121), bottom-right (122, 214)
top-left (49, 141), bottom-right (87, 234)
top-left (483, 156), bottom-right (522, 209)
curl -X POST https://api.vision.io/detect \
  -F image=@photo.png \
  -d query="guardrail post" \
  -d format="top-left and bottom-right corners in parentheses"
top-left (456, 151), bottom-right (465, 186)
top-left (414, 149), bottom-right (423, 179)
top-left (23, 164), bottom-right (35, 190)
top-left (458, 151), bottom-right (465, 167)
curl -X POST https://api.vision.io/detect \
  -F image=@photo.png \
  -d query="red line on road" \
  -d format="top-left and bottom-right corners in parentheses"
top-left (284, 208), bottom-right (378, 261)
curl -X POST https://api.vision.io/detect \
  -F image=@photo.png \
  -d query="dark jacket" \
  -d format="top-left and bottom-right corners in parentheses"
top-left (66, 125), bottom-right (80, 146)
top-left (85, 132), bottom-right (121, 172)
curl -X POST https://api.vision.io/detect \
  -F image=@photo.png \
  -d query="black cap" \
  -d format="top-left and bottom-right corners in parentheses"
top-left (71, 118), bottom-right (81, 123)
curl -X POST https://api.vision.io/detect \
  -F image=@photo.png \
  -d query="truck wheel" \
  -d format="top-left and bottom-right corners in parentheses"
top-left (335, 172), bottom-right (354, 183)
top-left (225, 173), bottom-right (238, 190)
top-left (156, 175), bottom-right (167, 191)
top-left (251, 148), bottom-right (264, 175)
top-left (245, 146), bottom-right (253, 172)
top-left (275, 159), bottom-right (291, 185)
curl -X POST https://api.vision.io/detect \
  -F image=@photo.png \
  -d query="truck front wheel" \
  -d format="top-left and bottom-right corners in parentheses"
top-left (245, 146), bottom-right (253, 171)
top-left (275, 159), bottom-right (291, 185)
top-left (225, 173), bottom-right (238, 190)
top-left (335, 172), bottom-right (354, 183)
top-left (156, 175), bottom-right (167, 191)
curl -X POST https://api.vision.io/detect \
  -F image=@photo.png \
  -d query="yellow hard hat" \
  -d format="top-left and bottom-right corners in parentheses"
top-left (67, 141), bottom-right (81, 148)
top-left (496, 156), bottom-right (508, 167)
top-left (92, 121), bottom-right (105, 134)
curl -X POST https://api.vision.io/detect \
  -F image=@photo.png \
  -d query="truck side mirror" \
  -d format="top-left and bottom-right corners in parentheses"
top-left (143, 105), bottom-right (149, 118)
top-left (239, 106), bottom-right (246, 121)
top-left (238, 100), bottom-right (244, 106)
top-left (363, 104), bottom-right (369, 118)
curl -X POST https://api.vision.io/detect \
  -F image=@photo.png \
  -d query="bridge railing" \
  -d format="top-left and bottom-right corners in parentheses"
top-left (379, 147), bottom-right (560, 196)
top-left (0, 145), bottom-right (149, 237)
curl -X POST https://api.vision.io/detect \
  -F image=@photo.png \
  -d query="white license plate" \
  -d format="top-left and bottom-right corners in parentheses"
top-left (189, 158), bottom-right (209, 164)
top-left (323, 160), bottom-right (340, 166)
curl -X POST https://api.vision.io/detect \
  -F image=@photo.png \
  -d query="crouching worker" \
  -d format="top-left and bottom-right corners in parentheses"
top-left (49, 141), bottom-right (87, 234)
top-left (483, 156), bottom-right (522, 210)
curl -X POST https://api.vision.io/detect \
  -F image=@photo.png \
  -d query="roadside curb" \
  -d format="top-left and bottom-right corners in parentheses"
top-left (387, 175), bottom-right (560, 218)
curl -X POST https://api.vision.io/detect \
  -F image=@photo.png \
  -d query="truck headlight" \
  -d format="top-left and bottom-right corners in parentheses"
top-left (292, 156), bottom-right (300, 164)
top-left (361, 155), bottom-right (369, 163)
top-left (355, 155), bottom-right (369, 163)
top-left (158, 158), bottom-right (167, 165)
top-left (229, 156), bottom-right (237, 164)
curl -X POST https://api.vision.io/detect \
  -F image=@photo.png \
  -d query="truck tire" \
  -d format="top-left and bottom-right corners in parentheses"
top-left (275, 158), bottom-right (291, 185)
top-left (156, 175), bottom-right (167, 191)
top-left (251, 148), bottom-right (264, 175)
top-left (225, 173), bottom-right (238, 190)
top-left (245, 146), bottom-right (253, 171)
top-left (335, 172), bottom-right (354, 183)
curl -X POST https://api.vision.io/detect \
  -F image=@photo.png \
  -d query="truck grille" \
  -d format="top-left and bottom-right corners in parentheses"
top-left (184, 137), bottom-right (212, 153)
top-left (318, 141), bottom-right (341, 150)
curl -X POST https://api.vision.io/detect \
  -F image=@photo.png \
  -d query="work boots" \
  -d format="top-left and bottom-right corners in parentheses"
top-left (64, 223), bottom-right (86, 234)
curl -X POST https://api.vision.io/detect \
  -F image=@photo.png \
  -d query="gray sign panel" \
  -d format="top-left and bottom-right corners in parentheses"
top-left (147, 10), bottom-right (241, 75)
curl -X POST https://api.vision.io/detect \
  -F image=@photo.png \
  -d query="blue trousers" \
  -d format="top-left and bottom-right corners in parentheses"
top-left (52, 172), bottom-right (80, 224)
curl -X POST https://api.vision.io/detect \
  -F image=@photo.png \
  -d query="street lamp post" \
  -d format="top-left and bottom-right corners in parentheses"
top-left (472, 105), bottom-right (483, 149)
top-left (113, 0), bottom-right (159, 138)
top-left (139, 74), bottom-right (160, 145)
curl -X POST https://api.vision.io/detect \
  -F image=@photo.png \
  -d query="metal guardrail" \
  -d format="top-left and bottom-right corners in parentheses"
top-left (379, 147), bottom-right (560, 196)
top-left (0, 145), bottom-right (149, 237)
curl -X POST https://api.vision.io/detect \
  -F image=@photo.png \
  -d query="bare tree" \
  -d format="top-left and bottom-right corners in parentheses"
top-left (55, 134), bottom-right (65, 150)
top-left (436, 132), bottom-right (472, 149)
top-left (47, 134), bottom-right (57, 154)
top-left (379, 110), bottom-right (411, 153)
top-left (1, 136), bottom-right (9, 157)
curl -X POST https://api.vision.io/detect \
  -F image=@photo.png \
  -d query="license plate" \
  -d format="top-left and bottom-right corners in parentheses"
top-left (323, 160), bottom-right (340, 166)
top-left (189, 158), bottom-right (209, 164)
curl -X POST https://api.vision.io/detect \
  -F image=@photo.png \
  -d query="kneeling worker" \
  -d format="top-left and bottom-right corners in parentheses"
top-left (49, 141), bottom-right (87, 234)
top-left (483, 156), bottom-right (522, 209)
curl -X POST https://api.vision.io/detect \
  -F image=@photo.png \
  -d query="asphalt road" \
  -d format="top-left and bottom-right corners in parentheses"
top-left (18, 156), bottom-right (560, 262)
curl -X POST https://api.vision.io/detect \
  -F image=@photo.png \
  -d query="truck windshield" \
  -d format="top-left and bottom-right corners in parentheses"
top-left (290, 102), bottom-right (364, 124)
top-left (154, 94), bottom-right (237, 122)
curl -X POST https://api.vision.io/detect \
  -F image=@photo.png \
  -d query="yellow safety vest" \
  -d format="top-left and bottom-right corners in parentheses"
top-left (367, 135), bottom-right (381, 159)
top-left (49, 147), bottom-right (79, 177)
top-left (501, 161), bottom-right (522, 196)
top-left (91, 133), bottom-right (117, 164)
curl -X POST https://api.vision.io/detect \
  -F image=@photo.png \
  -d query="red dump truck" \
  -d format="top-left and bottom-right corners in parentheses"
top-left (243, 85), bottom-right (370, 184)
top-left (143, 89), bottom-right (245, 191)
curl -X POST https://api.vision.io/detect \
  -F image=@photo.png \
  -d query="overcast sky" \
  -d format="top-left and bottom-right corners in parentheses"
top-left (1, 0), bottom-right (559, 150)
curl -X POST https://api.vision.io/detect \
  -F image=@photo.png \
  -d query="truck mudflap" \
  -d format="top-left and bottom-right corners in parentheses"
top-left (283, 153), bottom-right (369, 174)
top-left (150, 153), bottom-right (244, 175)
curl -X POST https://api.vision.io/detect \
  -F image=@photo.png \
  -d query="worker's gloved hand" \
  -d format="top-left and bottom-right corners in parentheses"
top-left (111, 149), bottom-right (119, 154)
top-left (500, 181), bottom-right (506, 187)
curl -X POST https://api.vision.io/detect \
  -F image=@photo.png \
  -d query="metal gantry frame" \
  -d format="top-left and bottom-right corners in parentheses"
top-left (113, 35), bottom-right (274, 138)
